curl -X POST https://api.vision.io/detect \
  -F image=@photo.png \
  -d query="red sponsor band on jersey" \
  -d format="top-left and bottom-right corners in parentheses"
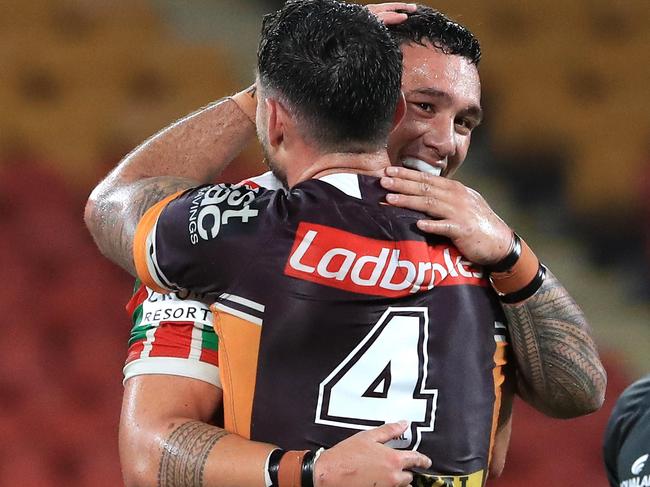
top-left (284, 222), bottom-right (486, 297)
top-left (125, 322), bottom-right (219, 367)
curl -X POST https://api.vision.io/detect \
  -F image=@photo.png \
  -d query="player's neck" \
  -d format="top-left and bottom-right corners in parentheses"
top-left (289, 150), bottom-right (391, 187)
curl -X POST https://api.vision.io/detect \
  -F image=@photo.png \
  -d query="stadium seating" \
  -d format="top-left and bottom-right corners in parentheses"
top-left (0, 0), bottom-right (247, 189)
top-left (427, 0), bottom-right (649, 218)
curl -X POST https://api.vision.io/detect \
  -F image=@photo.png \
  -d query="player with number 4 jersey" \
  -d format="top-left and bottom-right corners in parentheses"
top-left (133, 172), bottom-right (509, 483)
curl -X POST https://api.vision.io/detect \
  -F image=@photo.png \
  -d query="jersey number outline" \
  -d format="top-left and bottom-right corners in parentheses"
top-left (315, 307), bottom-right (437, 450)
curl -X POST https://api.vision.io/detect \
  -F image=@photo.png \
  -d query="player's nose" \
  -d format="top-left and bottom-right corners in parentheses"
top-left (422, 116), bottom-right (457, 160)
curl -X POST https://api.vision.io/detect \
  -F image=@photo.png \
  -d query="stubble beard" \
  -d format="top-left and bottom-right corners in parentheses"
top-left (261, 143), bottom-right (288, 189)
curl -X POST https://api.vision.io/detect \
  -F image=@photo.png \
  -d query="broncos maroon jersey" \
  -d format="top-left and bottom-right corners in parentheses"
top-left (134, 173), bottom-right (508, 484)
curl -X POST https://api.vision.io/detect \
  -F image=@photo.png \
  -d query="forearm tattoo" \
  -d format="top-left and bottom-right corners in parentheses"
top-left (158, 421), bottom-right (230, 487)
top-left (503, 269), bottom-right (607, 417)
top-left (87, 176), bottom-right (195, 275)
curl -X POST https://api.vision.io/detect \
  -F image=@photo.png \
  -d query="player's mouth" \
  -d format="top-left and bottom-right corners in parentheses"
top-left (401, 157), bottom-right (445, 177)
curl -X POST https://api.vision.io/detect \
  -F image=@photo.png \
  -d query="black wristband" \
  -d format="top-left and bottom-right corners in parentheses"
top-left (300, 450), bottom-right (316, 487)
top-left (499, 263), bottom-right (547, 303)
top-left (268, 449), bottom-right (285, 487)
top-left (485, 233), bottom-right (521, 274)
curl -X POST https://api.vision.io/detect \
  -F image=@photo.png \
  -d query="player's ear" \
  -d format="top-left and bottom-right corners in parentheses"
top-left (266, 97), bottom-right (285, 149)
top-left (391, 92), bottom-right (407, 132)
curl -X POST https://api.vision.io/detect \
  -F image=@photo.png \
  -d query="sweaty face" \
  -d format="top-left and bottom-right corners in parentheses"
top-left (388, 42), bottom-right (482, 178)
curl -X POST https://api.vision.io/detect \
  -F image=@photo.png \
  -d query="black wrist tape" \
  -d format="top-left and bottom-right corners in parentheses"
top-left (268, 449), bottom-right (285, 487)
top-left (300, 450), bottom-right (316, 487)
top-left (486, 232), bottom-right (521, 274)
top-left (499, 263), bottom-right (547, 303)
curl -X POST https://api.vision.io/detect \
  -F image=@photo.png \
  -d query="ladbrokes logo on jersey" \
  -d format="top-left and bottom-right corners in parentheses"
top-left (285, 222), bottom-right (486, 297)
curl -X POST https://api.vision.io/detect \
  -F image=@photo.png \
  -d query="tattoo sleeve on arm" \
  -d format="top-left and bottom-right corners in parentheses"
top-left (85, 176), bottom-right (197, 275)
top-left (159, 421), bottom-right (230, 487)
top-left (503, 269), bottom-right (607, 418)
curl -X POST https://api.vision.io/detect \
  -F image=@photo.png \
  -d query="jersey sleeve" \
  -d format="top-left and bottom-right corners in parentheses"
top-left (133, 183), bottom-right (270, 297)
top-left (123, 282), bottom-right (220, 388)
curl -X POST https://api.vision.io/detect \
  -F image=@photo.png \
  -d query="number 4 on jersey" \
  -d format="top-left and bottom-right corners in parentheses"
top-left (315, 308), bottom-right (437, 450)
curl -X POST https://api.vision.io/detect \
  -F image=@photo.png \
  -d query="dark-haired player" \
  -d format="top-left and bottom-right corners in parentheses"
top-left (85, 2), bottom-right (606, 485)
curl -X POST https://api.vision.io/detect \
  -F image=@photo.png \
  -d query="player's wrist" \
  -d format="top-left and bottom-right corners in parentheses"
top-left (265, 448), bottom-right (324, 487)
top-left (486, 232), bottom-right (546, 303)
top-left (486, 231), bottom-right (520, 273)
top-left (264, 448), bottom-right (284, 487)
top-left (231, 84), bottom-right (258, 123)
top-left (304, 447), bottom-right (324, 487)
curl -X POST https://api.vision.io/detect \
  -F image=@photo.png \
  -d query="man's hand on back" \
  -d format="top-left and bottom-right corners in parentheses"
top-left (315, 421), bottom-right (432, 487)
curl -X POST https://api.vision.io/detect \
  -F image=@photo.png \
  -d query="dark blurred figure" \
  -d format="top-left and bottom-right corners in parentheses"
top-left (603, 374), bottom-right (650, 486)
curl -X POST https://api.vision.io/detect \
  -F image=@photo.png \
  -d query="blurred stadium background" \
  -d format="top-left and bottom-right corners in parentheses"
top-left (0, 0), bottom-right (647, 485)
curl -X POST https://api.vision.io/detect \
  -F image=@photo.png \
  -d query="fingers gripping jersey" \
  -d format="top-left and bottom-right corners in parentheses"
top-left (134, 173), bottom-right (509, 479)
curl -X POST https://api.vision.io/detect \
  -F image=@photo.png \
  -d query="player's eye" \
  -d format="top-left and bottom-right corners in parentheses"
top-left (455, 117), bottom-right (475, 134)
top-left (416, 102), bottom-right (434, 113)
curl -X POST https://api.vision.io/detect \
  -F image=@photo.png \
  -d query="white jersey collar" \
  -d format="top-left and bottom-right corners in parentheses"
top-left (317, 173), bottom-right (362, 199)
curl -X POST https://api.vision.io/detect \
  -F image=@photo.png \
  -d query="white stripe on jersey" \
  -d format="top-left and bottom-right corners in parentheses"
top-left (494, 321), bottom-right (507, 343)
top-left (141, 326), bottom-right (157, 358)
top-left (188, 326), bottom-right (203, 360)
top-left (146, 219), bottom-right (174, 291)
top-left (220, 293), bottom-right (265, 312)
top-left (213, 303), bottom-right (263, 326)
top-left (123, 357), bottom-right (221, 388)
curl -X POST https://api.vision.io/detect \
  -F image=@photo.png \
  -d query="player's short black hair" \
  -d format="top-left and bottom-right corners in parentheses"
top-left (388, 5), bottom-right (481, 65)
top-left (257, 0), bottom-right (403, 152)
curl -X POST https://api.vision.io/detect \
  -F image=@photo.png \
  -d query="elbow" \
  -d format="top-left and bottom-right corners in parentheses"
top-left (582, 381), bottom-right (607, 415)
top-left (122, 473), bottom-right (144, 487)
top-left (120, 434), bottom-right (161, 487)
top-left (83, 193), bottom-right (98, 241)
top-left (567, 367), bottom-right (608, 418)
top-left (593, 367), bottom-right (608, 411)
top-left (84, 183), bottom-right (107, 244)
top-left (579, 380), bottom-right (607, 416)
top-left (83, 179), bottom-right (137, 275)
top-left (488, 462), bottom-right (505, 480)
top-left (119, 415), bottom-right (165, 487)
top-left (560, 396), bottom-right (604, 419)
top-left (544, 377), bottom-right (607, 419)
top-left (122, 463), bottom-right (154, 487)
top-left (525, 361), bottom-right (608, 419)
top-left (488, 458), bottom-right (506, 480)
top-left (84, 181), bottom-right (115, 249)
top-left (541, 397), bottom-right (604, 419)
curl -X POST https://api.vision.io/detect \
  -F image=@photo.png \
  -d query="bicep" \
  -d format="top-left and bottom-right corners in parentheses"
top-left (122, 374), bottom-right (222, 424)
